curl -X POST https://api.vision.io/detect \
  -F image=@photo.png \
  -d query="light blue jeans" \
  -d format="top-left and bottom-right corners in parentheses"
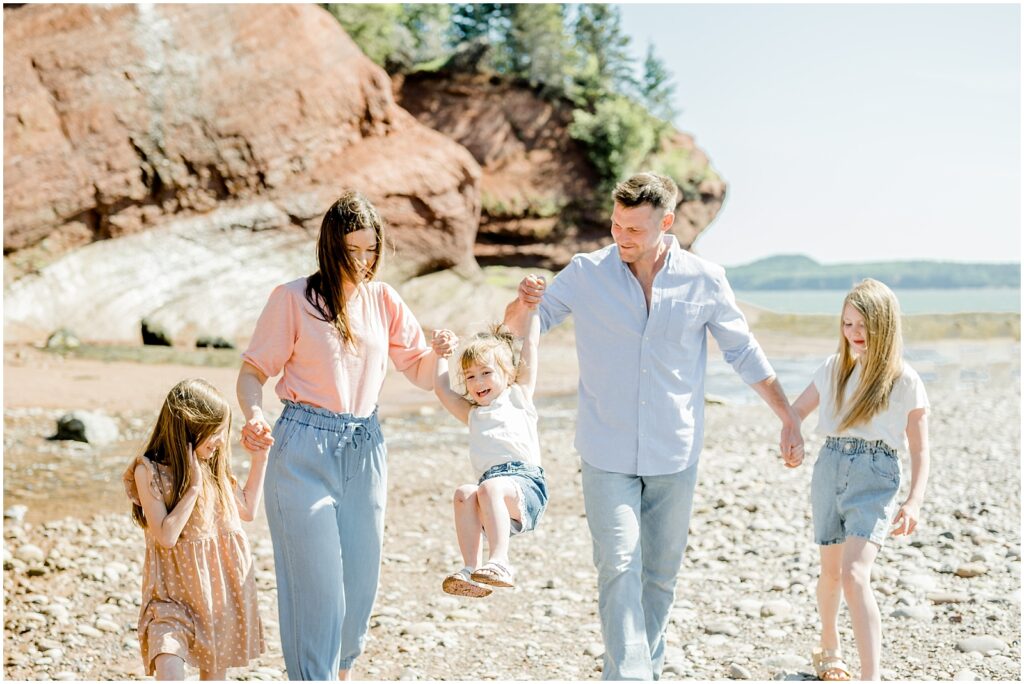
top-left (582, 459), bottom-right (700, 681)
top-left (264, 401), bottom-right (386, 680)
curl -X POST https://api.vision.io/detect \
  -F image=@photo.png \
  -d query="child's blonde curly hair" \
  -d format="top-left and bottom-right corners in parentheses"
top-left (457, 324), bottom-right (520, 400)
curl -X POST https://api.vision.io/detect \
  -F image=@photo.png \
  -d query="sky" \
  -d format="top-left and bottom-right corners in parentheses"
top-left (618, 3), bottom-right (1021, 267)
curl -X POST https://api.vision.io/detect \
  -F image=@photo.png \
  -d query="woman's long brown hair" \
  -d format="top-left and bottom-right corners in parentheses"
top-left (305, 191), bottom-right (384, 346)
top-left (130, 378), bottom-right (236, 528)
top-left (833, 279), bottom-right (904, 432)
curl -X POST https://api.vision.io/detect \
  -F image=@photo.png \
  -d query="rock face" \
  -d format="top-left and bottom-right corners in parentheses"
top-left (3, 4), bottom-right (481, 341)
top-left (398, 70), bottom-right (726, 269)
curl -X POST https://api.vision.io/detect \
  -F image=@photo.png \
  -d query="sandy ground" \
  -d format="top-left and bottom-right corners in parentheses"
top-left (3, 335), bottom-right (1021, 681)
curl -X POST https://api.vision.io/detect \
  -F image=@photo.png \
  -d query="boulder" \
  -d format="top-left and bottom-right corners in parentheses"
top-left (4, 4), bottom-right (481, 342)
top-left (53, 410), bottom-right (119, 445)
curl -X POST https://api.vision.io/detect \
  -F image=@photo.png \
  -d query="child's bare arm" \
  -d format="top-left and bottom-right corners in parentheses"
top-left (234, 449), bottom-right (269, 523)
top-left (433, 354), bottom-right (472, 425)
top-left (516, 309), bottom-right (541, 401)
top-left (791, 382), bottom-right (820, 421)
top-left (892, 408), bottom-right (929, 536)
top-left (135, 455), bottom-right (201, 548)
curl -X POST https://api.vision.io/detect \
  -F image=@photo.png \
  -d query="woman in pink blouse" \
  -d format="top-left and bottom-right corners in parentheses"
top-left (236, 191), bottom-right (450, 680)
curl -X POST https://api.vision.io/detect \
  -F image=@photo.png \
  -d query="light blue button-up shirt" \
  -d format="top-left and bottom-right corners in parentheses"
top-left (539, 235), bottom-right (775, 476)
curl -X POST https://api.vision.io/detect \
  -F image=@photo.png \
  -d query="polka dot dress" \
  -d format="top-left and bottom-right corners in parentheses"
top-left (124, 457), bottom-right (266, 675)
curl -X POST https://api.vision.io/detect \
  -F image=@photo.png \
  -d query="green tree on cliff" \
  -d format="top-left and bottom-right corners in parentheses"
top-left (570, 4), bottom-right (636, 103)
top-left (640, 43), bottom-right (678, 125)
top-left (505, 4), bottom-right (573, 92)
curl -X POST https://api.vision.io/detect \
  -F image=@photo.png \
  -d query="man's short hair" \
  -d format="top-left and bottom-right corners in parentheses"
top-left (612, 172), bottom-right (679, 212)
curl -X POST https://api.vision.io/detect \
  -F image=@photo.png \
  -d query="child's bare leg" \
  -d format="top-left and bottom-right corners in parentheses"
top-left (476, 478), bottom-right (520, 563)
top-left (154, 654), bottom-right (185, 681)
top-left (453, 485), bottom-right (484, 569)
top-left (338, 668), bottom-right (352, 680)
top-left (841, 537), bottom-right (883, 680)
top-left (817, 544), bottom-right (844, 652)
top-left (200, 667), bottom-right (227, 680)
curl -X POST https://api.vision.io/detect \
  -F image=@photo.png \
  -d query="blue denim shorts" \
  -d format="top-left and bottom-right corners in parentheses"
top-left (811, 436), bottom-right (901, 547)
top-left (478, 461), bottom-right (548, 536)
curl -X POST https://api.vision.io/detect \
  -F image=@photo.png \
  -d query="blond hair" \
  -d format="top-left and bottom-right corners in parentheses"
top-left (130, 378), bottom-right (237, 528)
top-left (833, 279), bottom-right (904, 432)
top-left (457, 324), bottom-right (519, 403)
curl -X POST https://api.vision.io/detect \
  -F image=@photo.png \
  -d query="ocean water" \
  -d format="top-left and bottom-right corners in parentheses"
top-left (705, 342), bottom-right (1021, 405)
top-left (733, 288), bottom-right (1021, 315)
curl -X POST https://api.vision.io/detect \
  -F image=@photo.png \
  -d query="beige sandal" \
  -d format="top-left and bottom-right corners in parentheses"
top-left (812, 647), bottom-right (852, 681)
top-left (442, 569), bottom-right (492, 598)
top-left (470, 560), bottom-right (515, 588)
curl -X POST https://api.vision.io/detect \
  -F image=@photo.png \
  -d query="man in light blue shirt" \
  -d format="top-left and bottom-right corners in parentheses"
top-left (504, 172), bottom-right (804, 680)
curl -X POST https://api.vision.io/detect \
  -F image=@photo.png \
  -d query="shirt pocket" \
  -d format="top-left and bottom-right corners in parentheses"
top-left (664, 300), bottom-right (707, 342)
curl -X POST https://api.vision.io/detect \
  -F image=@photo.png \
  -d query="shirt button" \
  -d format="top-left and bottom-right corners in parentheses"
top-left (641, 401), bottom-right (646, 405)
top-left (642, 368), bottom-right (648, 373)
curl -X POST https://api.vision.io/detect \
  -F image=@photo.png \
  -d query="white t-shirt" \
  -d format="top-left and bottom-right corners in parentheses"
top-left (468, 384), bottom-right (541, 479)
top-left (812, 354), bottom-right (929, 454)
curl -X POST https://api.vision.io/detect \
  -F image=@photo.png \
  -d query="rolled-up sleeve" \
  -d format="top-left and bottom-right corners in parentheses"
top-left (706, 275), bottom-right (774, 385)
top-left (539, 257), bottom-right (578, 334)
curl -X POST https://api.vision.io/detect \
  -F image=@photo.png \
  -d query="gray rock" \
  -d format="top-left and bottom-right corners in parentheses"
top-left (584, 643), bottom-right (604, 658)
top-left (891, 604), bottom-right (934, 621)
top-left (954, 670), bottom-right (977, 680)
top-left (926, 591), bottom-right (969, 604)
top-left (955, 562), bottom-right (988, 578)
top-left (52, 673), bottom-right (77, 681)
top-left (761, 599), bottom-right (793, 618)
top-left (897, 573), bottom-right (936, 591)
top-left (76, 625), bottom-right (103, 638)
top-left (729, 663), bottom-right (753, 679)
top-left (956, 636), bottom-right (1008, 654)
top-left (399, 668), bottom-right (418, 681)
top-left (46, 329), bottom-right (81, 349)
top-left (15, 543), bottom-right (45, 563)
top-left (53, 411), bottom-right (119, 445)
top-left (763, 653), bottom-right (807, 670)
top-left (4, 505), bottom-right (29, 522)
top-left (705, 620), bottom-right (740, 636)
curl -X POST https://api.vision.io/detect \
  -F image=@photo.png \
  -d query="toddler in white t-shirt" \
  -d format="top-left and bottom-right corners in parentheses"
top-left (790, 279), bottom-right (930, 681)
top-left (430, 309), bottom-right (547, 598)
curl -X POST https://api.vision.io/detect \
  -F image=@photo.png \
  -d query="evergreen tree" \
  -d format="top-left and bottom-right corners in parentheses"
top-left (641, 43), bottom-right (678, 124)
top-left (506, 4), bottom-right (571, 90)
top-left (571, 4), bottom-right (636, 102)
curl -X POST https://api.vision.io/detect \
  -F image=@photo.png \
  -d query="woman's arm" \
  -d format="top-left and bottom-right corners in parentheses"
top-left (402, 351), bottom-right (438, 391)
top-left (237, 361), bottom-right (275, 452)
top-left (135, 451), bottom-right (202, 548)
top-left (892, 408), bottom-right (929, 536)
top-left (234, 450), bottom-right (269, 522)
top-left (515, 309), bottom-right (541, 401)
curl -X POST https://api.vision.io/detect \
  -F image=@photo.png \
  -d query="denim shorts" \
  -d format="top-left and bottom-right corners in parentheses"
top-left (478, 461), bottom-right (548, 536)
top-left (811, 436), bottom-right (901, 547)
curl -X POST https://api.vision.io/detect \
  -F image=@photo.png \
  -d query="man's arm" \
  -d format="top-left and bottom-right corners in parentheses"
top-left (749, 375), bottom-right (805, 467)
top-left (503, 274), bottom-right (546, 337)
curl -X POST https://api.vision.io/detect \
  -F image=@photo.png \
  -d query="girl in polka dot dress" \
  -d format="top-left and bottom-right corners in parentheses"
top-left (123, 378), bottom-right (268, 680)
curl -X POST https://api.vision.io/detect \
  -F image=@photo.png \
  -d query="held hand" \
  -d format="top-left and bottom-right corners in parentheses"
top-left (241, 409), bottom-right (275, 455)
top-left (431, 329), bottom-right (458, 358)
top-left (517, 274), bottom-right (546, 310)
top-left (891, 500), bottom-right (921, 536)
top-left (779, 421), bottom-right (805, 468)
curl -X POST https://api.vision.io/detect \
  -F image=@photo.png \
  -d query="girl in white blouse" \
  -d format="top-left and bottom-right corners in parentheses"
top-left (791, 279), bottom-right (931, 681)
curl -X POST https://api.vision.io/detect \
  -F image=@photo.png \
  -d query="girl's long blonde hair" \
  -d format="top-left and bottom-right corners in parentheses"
top-left (130, 378), bottom-right (237, 528)
top-left (833, 279), bottom-right (904, 432)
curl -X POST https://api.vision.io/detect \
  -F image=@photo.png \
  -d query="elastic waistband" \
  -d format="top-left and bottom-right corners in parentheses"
top-left (825, 436), bottom-right (896, 458)
top-left (279, 400), bottom-right (381, 434)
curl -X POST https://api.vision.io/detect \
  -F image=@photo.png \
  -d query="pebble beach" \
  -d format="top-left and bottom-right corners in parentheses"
top-left (3, 340), bottom-right (1021, 681)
